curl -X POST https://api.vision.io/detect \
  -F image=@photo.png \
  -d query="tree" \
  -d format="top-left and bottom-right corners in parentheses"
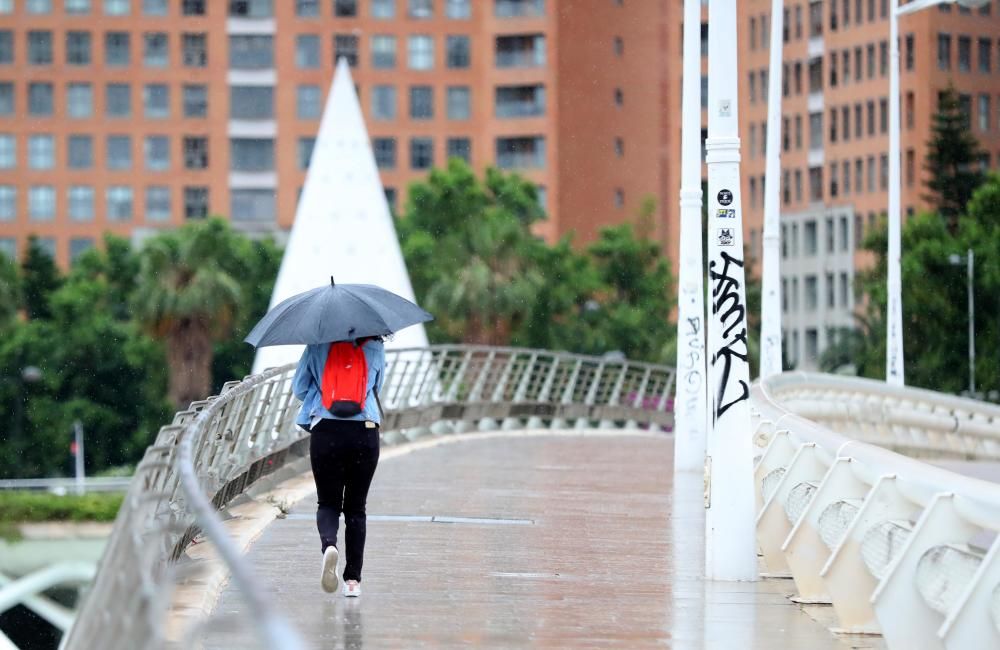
top-left (20, 236), bottom-right (62, 321)
top-left (0, 252), bottom-right (20, 328)
top-left (924, 85), bottom-right (985, 229)
top-left (132, 219), bottom-right (243, 408)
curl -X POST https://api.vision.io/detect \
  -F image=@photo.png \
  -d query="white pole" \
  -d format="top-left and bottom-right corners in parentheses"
top-left (886, 0), bottom-right (905, 385)
top-left (967, 249), bottom-right (975, 397)
top-left (674, 0), bottom-right (708, 473)
top-left (759, 0), bottom-right (785, 380)
top-left (704, 0), bottom-right (758, 581)
top-left (73, 420), bottom-right (84, 496)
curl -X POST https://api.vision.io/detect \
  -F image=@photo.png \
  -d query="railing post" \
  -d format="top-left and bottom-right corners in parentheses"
top-left (527, 355), bottom-right (560, 430)
top-left (503, 352), bottom-right (539, 430)
top-left (575, 362), bottom-right (605, 430)
top-left (550, 358), bottom-right (583, 430)
top-left (453, 349), bottom-right (495, 434)
top-left (480, 351), bottom-right (517, 431)
top-left (597, 363), bottom-right (629, 429)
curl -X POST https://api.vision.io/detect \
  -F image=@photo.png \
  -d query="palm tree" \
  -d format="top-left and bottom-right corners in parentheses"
top-left (132, 219), bottom-right (242, 408)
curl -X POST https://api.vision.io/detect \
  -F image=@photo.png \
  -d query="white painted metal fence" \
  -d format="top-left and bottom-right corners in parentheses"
top-left (753, 372), bottom-right (1000, 649)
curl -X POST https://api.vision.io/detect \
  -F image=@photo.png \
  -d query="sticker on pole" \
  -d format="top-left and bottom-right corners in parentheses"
top-left (717, 228), bottom-right (735, 246)
top-left (719, 100), bottom-right (732, 117)
top-left (716, 208), bottom-right (735, 219)
top-left (717, 189), bottom-right (733, 206)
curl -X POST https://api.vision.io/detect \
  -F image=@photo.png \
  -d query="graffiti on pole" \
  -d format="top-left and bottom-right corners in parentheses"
top-left (709, 250), bottom-right (750, 420)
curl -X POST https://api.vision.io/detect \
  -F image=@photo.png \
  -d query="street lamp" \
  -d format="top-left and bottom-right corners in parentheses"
top-left (5, 365), bottom-right (43, 450)
top-left (886, 0), bottom-right (991, 386)
top-left (948, 249), bottom-right (975, 397)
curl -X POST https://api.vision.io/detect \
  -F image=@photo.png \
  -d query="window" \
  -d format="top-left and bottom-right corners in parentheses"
top-left (905, 148), bottom-right (915, 186)
top-left (28, 31), bottom-right (53, 65)
top-left (144, 32), bottom-right (168, 67)
top-left (183, 0), bottom-right (206, 15)
top-left (750, 16), bottom-right (758, 50)
top-left (938, 33), bottom-right (951, 70)
top-left (408, 35), bottom-right (433, 70)
top-left (145, 186), bottom-right (170, 221)
top-left (830, 0), bottom-right (839, 29)
top-left (830, 52), bottom-right (838, 87)
top-left (879, 98), bottom-right (887, 133)
top-left (496, 0), bottom-right (543, 17)
top-left (67, 83), bottom-right (93, 118)
top-left (296, 0), bottom-right (318, 15)
top-left (179, 136), bottom-right (208, 170)
top-left (297, 137), bottom-right (315, 170)
top-left (29, 186), bottom-right (56, 221)
top-left (842, 160), bottom-right (851, 194)
top-left (808, 112), bottom-right (823, 150)
top-left (839, 273), bottom-right (849, 307)
top-left (144, 0), bottom-right (167, 14)
top-left (27, 0), bottom-right (52, 12)
top-left (297, 84), bottom-right (322, 119)
top-left (958, 36), bottom-right (971, 72)
top-left (830, 163), bottom-right (839, 198)
top-left (372, 85), bottom-right (397, 120)
top-left (409, 85), bottom-right (433, 119)
top-left (105, 32), bottom-right (130, 66)
top-left (408, 0), bottom-right (432, 19)
top-left (230, 35), bottom-right (273, 69)
top-left (447, 86), bottom-right (470, 120)
top-left (410, 137), bottom-right (433, 169)
top-left (107, 186), bottom-right (133, 221)
top-left (447, 137), bottom-right (471, 162)
top-left (143, 84), bottom-right (169, 118)
top-left (373, 137), bottom-right (396, 169)
top-left (183, 84), bottom-right (208, 117)
top-left (614, 189), bottom-right (624, 209)
top-left (839, 216), bottom-right (849, 251)
top-left (334, 0), bottom-right (357, 16)
top-left (68, 135), bottom-right (93, 168)
top-left (749, 124), bottom-right (757, 159)
top-left (0, 134), bottom-right (16, 169)
top-left (144, 136), bottom-right (170, 171)
top-left (106, 135), bottom-right (132, 170)
top-left (853, 46), bottom-right (862, 81)
top-left (829, 108), bottom-right (838, 143)
top-left (231, 86), bottom-right (274, 119)
top-left (809, 0), bottom-right (823, 37)
top-left (496, 136), bottom-right (545, 169)
top-left (854, 103), bottom-right (862, 138)
top-left (184, 187), bottom-right (209, 219)
top-left (749, 177), bottom-right (757, 208)
top-left (795, 114), bottom-right (803, 149)
top-left (295, 35), bottom-right (320, 69)
top-left (808, 57), bottom-right (823, 93)
top-left (108, 84), bottom-right (132, 117)
top-left (28, 135), bottom-right (54, 169)
top-left (979, 94), bottom-right (991, 131)
top-left (496, 34), bottom-right (545, 67)
top-left (794, 5), bottom-right (802, 38)
top-left (808, 167), bottom-right (823, 202)
top-left (372, 35), bottom-right (397, 68)
top-left (0, 31), bottom-right (12, 64)
top-left (28, 82), bottom-right (53, 116)
top-left (334, 34), bottom-right (359, 67)
top-left (866, 44), bottom-right (875, 78)
top-left (0, 187), bottom-right (13, 221)
top-left (826, 273), bottom-right (835, 308)
top-left (372, 0), bottom-right (394, 18)
top-left (104, 0), bottom-right (129, 14)
top-left (614, 88), bottom-right (624, 106)
top-left (749, 71), bottom-right (757, 103)
top-left (867, 155), bottom-right (875, 192)
top-left (855, 158), bottom-right (864, 193)
top-left (905, 34), bottom-right (914, 71)
top-left (183, 33), bottom-right (207, 67)
top-left (229, 0), bottom-right (272, 17)
top-left (825, 217), bottom-right (835, 252)
top-left (68, 186), bottom-right (94, 221)
top-left (979, 38), bottom-right (992, 73)
top-left (446, 35), bottom-right (470, 68)
top-left (866, 100), bottom-right (875, 135)
top-left (614, 36), bottom-right (624, 56)
top-left (230, 138), bottom-right (274, 171)
top-left (231, 190), bottom-right (275, 222)
top-left (446, 0), bottom-right (470, 18)
top-left (842, 106), bottom-right (850, 141)
top-left (879, 40), bottom-right (887, 76)
top-left (804, 276), bottom-right (818, 309)
top-left (66, 31), bottom-right (91, 65)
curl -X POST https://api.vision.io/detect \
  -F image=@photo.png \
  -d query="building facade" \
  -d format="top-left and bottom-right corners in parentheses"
top-left (738, 0), bottom-right (1000, 369)
top-left (0, 0), bottom-right (674, 266)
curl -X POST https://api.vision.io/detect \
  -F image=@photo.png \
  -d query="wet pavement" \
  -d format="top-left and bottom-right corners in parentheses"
top-left (201, 432), bottom-right (862, 649)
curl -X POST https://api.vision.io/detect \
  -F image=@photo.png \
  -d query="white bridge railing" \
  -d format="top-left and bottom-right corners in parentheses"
top-left (753, 372), bottom-right (1000, 650)
top-left (60, 345), bottom-right (675, 650)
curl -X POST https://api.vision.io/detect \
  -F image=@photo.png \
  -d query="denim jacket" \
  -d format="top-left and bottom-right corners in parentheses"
top-left (292, 339), bottom-right (385, 427)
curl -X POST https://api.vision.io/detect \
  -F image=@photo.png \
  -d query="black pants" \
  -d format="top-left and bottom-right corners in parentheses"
top-left (308, 419), bottom-right (380, 582)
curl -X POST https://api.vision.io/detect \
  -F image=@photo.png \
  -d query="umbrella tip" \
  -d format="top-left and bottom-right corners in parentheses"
top-left (330, 276), bottom-right (336, 287)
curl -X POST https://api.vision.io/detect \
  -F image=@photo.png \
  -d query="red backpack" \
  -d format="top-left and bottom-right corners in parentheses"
top-left (320, 340), bottom-right (369, 417)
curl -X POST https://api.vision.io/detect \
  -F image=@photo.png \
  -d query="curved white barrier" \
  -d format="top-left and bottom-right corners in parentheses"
top-left (753, 372), bottom-right (1000, 650)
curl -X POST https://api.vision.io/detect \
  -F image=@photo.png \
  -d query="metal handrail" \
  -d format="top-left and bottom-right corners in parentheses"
top-left (752, 371), bottom-right (1000, 648)
top-left (62, 345), bottom-right (675, 650)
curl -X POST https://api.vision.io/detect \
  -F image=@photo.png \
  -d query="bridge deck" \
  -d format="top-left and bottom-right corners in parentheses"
top-left (201, 432), bottom-right (859, 649)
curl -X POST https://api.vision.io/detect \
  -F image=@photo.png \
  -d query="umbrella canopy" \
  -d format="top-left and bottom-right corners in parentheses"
top-left (245, 278), bottom-right (433, 347)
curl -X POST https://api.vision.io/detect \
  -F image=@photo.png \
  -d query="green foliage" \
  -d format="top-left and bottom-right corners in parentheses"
top-left (823, 175), bottom-right (1000, 397)
top-left (20, 236), bottom-right (62, 321)
top-left (0, 252), bottom-right (20, 327)
top-left (0, 491), bottom-right (123, 523)
top-left (924, 86), bottom-right (986, 228)
top-left (398, 159), bottom-right (676, 363)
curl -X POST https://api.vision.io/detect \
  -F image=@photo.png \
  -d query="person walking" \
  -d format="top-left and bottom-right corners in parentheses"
top-left (292, 336), bottom-right (385, 598)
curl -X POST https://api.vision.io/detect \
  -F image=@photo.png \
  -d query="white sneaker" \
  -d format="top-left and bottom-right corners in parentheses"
top-left (342, 580), bottom-right (361, 598)
top-left (321, 547), bottom-right (339, 593)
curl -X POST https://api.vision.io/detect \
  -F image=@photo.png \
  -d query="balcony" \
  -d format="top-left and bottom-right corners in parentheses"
top-left (495, 0), bottom-right (544, 18)
top-left (495, 35), bottom-right (546, 68)
top-left (495, 85), bottom-right (546, 118)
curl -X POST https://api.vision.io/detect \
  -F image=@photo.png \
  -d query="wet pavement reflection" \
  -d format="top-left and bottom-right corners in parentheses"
top-left (201, 433), bottom-right (861, 649)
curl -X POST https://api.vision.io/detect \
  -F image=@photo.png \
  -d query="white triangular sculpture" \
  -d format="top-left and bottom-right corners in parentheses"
top-left (252, 59), bottom-right (428, 374)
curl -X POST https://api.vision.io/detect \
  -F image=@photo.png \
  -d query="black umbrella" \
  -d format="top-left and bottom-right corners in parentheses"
top-left (245, 277), bottom-right (433, 347)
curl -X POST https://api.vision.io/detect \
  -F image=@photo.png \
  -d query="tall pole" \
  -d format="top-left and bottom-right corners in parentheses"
top-left (704, 0), bottom-right (758, 581)
top-left (967, 249), bottom-right (975, 397)
top-left (674, 0), bottom-right (708, 473)
top-left (759, 0), bottom-right (785, 380)
top-left (886, 0), bottom-right (905, 385)
top-left (73, 420), bottom-right (85, 496)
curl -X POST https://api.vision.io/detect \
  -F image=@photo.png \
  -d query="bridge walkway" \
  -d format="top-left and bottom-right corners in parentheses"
top-left (200, 431), bottom-right (862, 649)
